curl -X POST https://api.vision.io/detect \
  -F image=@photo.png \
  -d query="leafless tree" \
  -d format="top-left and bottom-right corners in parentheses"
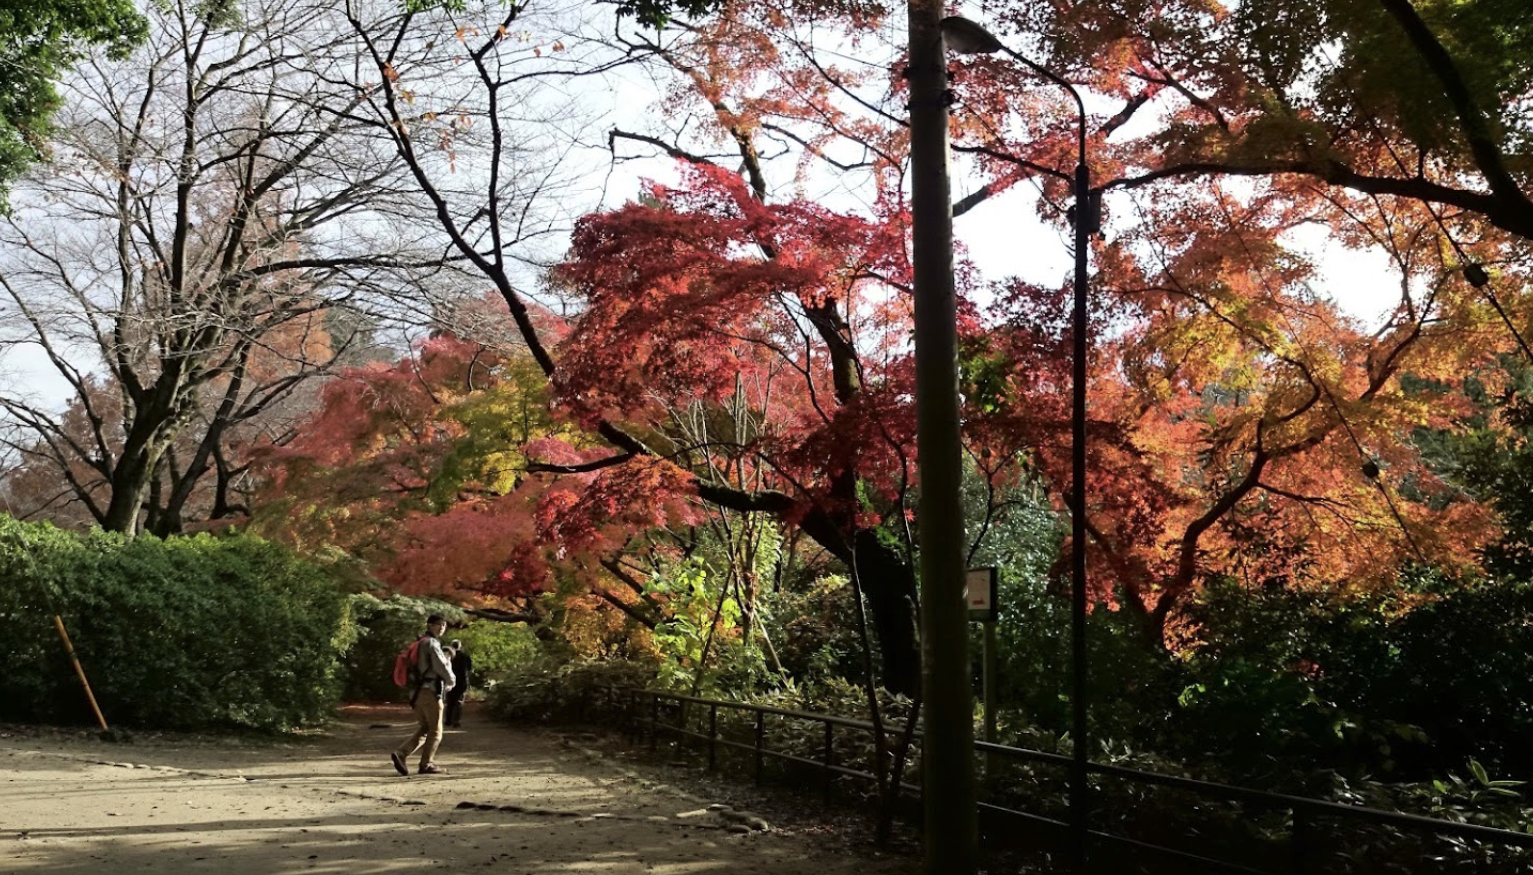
top-left (0, 0), bottom-right (440, 534)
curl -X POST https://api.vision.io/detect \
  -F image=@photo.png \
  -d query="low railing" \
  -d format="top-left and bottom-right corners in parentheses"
top-left (596, 687), bottom-right (1533, 874)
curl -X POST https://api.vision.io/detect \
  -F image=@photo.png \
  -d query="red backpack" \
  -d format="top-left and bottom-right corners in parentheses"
top-left (392, 636), bottom-right (427, 687)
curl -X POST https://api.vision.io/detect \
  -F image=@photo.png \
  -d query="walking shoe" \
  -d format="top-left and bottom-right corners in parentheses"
top-left (418, 764), bottom-right (446, 775)
top-left (390, 753), bottom-right (408, 776)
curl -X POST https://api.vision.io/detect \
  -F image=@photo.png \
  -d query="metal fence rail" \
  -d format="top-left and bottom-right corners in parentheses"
top-left (600, 687), bottom-right (1533, 874)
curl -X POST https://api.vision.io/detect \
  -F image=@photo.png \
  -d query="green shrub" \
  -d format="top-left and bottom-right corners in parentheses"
top-left (1387, 578), bottom-right (1533, 775)
top-left (0, 517), bottom-right (353, 732)
top-left (769, 573), bottom-right (867, 684)
top-left (447, 618), bottom-right (541, 688)
top-left (1178, 575), bottom-right (1533, 781)
top-left (338, 594), bottom-right (465, 702)
top-left (338, 594), bottom-right (541, 702)
top-left (481, 657), bottom-right (657, 723)
top-left (984, 569), bottom-right (1183, 752)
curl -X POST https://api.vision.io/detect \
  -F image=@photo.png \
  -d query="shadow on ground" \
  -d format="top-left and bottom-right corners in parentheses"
top-left (0, 703), bottom-right (918, 875)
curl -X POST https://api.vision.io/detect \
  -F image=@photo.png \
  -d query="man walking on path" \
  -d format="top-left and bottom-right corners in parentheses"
top-left (392, 615), bottom-right (455, 776)
top-left (445, 639), bottom-right (472, 728)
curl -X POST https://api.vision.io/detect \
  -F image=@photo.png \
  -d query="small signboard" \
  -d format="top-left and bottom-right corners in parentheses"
top-left (965, 567), bottom-right (998, 623)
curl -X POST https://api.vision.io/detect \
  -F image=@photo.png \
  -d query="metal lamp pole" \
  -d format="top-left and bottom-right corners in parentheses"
top-left (941, 16), bottom-right (1095, 873)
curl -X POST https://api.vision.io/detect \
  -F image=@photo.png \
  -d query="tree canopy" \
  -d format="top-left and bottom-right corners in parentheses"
top-left (0, 0), bottom-right (145, 206)
top-left (4, 0), bottom-right (1533, 710)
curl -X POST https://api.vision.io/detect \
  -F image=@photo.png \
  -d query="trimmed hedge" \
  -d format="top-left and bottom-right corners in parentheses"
top-left (0, 517), bottom-right (354, 732)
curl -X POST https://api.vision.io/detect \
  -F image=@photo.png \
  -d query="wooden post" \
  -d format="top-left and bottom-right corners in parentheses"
top-left (708, 704), bottom-right (718, 772)
top-left (754, 711), bottom-right (765, 785)
top-left (983, 619), bottom-right (998, 791)
top-left (52, 616), bottom-right (108, 732)
top-left (822, 721), bottom-right (834, 802)
top-left (909, 0), bottom-right (979, 869)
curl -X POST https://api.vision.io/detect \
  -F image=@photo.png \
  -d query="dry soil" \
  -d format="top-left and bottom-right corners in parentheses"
top-left (0, 703), bottom-right (920, 875)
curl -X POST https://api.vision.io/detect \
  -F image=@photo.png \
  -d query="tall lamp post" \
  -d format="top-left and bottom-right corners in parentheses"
top-left (941, 16), bottom-right (1096, 873)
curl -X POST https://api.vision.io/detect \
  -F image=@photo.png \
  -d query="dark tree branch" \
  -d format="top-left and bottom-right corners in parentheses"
top-left (1376, 0), bottom-right (1527, 205)
top-left (526, 452), bottom-right (637, 474)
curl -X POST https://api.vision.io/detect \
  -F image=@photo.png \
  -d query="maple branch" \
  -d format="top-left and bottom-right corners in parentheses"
top-left (758, 122), bottom-right (877, 172)
top-left (1142, 58), bottom-right (1229, 132)
top-left (1375, 0), bottom-right (1526, 205)
top-left (1256, 483), bottom-right (1351, 511)
top-left (792, 42), bottom-right (905, 130)
top-left (598, 556), bottom-right (666, 624)
top-left (1100, 91), bottom-right (1152, 138)
top-left (608, 129), bottom-right (727, 167)
top-left (689, 480), bottom-right (796, 516)
top-left (525, 452), bottom-right (637, 474)
top-left (590, 586), bottom-right (663, 629)
top-left (952, 183), bottom-right (998, 218)
top-left (465, 606), bottom-right (540, 624)
top-left (951, 142), bottom-right (1070, 183)
top-left (629, 34), bottom-right (769, 201)
top-left (1105, 160), bottom-right (1533, 242)
top-left (1164, 445), bottom-right (1270, 622)
top-left (803, 300), bottom-right (863, 402)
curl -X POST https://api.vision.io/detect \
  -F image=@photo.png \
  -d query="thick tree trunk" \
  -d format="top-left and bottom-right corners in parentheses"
top-left (852, 529), bottom-right (921, 697)
top-left (794, 504), bottom-right (921, 696)
top-left (104, 378), bottom-right (196, 535)
top-left (102, 450), bottom-right (156, 534)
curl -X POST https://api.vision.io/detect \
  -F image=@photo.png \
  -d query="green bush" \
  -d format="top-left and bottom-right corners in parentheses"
top-left (1178, 575), bottom-right (1533, 782)
top-left (447, 618), bottom-right (541, 688)
top-left (1387, 578), bottom-right (1533, 775)
top-left (338, 594), bottom-right (464, 702)
top-left (482, 657), bottom-right (657, 723)
top-left (338, 593), bottom-right (540, 701)
top-left (984, 569), bottom-right (1184, 752)
top-left (769, 573), bottom-right (867, 684)
top-left (0, 517), bottom-right (354, 732)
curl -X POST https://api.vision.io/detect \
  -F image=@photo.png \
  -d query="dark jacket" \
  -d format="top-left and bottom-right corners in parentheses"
top-left (449, 649), bottom-right (472, 694)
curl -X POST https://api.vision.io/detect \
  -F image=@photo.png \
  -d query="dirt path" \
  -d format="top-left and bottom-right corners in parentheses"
top-left (0, 704), bottom-right (919, 875)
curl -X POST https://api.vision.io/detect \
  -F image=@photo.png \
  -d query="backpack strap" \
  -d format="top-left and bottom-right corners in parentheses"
top-left (408, 636), bottom-right (433, 707)
top-left (416, 636), bottom-right (440, 688)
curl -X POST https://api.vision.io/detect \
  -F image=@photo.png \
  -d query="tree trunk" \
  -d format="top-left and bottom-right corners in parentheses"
top-left (796, 503), bottom-right (922, 696)
top-left (852, 529), bottom-right (921, 697)
top-left (101, 449), bottom-right (156, 534)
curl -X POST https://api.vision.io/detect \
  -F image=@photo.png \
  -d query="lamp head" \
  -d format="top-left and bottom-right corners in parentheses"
top-left (941, 16), bottom-right (1005, 55)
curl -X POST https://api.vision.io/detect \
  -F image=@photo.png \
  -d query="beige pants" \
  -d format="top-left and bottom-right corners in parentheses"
top-left (394, 690), bottom-right (444, 770)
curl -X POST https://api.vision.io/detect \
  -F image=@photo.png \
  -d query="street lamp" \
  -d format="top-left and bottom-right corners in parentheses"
top-left (941, 15), bottom-right (1096, 873)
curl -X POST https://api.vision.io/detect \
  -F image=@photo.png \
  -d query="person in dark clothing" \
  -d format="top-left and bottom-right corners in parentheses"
top-left (445, 639), bottom-right (472, 728)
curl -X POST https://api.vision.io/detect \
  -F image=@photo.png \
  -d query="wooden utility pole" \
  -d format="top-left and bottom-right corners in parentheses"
top-left (907, 0), bottom-right (979, 872)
